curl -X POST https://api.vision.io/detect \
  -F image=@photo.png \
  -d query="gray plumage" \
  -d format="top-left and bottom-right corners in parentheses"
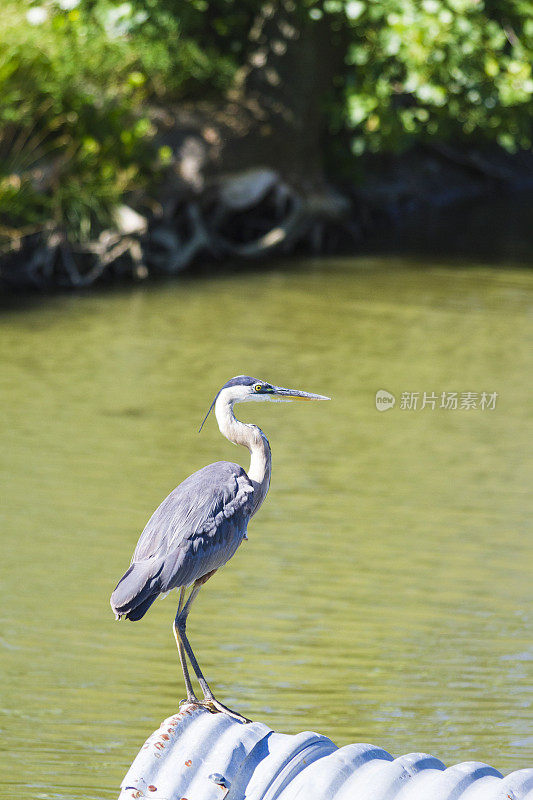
top-left (111, 462), bottom-right (254, 620)
top-left (110, 375), bottom-right (329, 722)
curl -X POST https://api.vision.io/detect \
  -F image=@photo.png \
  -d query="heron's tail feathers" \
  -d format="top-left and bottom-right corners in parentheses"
top-left (110, 559), bottom-right (164, 621)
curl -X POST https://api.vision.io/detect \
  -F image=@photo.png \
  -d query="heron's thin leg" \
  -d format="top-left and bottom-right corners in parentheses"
top-left (173, 587), bottom-right (198, 704)
top-left (176, 580), bottom-right (251, 723)
top-left (177, 586), bottom-right (186, 615)
top-left (175, 584), bottom-right (211, 696)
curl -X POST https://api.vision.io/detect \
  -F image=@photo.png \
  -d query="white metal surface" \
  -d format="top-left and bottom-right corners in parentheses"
top-left (119, 705), bottom-right (533, 800)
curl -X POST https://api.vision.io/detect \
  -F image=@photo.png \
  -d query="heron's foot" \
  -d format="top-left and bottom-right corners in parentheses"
top-left (179, 696), bottom-right (200, 710)
top-left (201, 696), bottom-right (252, 724)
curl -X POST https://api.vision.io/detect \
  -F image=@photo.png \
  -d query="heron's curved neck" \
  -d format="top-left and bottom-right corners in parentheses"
top-left (215, 399), bottom-right (271, 512)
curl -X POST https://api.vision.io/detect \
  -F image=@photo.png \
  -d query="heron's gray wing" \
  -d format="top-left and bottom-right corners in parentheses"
top-left (131, 461), bottom-right (254, 589)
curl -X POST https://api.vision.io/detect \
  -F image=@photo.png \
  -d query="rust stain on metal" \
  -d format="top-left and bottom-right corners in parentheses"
top-left (209, 772), bottom-right (231, 792)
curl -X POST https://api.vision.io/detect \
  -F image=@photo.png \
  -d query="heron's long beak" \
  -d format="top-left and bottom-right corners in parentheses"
top-left (272, 386), bottom-right (331, 402)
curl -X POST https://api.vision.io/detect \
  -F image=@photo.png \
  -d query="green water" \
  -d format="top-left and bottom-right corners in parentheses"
top-left (1, 257), bottom-right (532, 798)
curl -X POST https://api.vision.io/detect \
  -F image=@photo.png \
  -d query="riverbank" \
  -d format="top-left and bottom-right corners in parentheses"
top-left (2, 142), bottom-right (532, 292)
top-left (3, 0), bottom-right (532, 291)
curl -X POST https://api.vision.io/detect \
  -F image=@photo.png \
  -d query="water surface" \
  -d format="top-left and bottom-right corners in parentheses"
top-left (1, 257), bottom-right (532, 797)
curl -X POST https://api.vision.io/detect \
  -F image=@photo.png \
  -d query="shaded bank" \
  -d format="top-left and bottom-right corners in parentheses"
top-left (2, 166), bottom-right (531, 292)
top-left (2, 0), bottom-right (532, 290)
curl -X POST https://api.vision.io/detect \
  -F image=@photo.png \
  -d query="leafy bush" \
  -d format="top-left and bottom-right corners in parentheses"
top-left (331, 0), bottom-right (533, 153)
top-left (1, 0), bottom-right (532, 246)
top-left (0, 0), bottom-right (239, 244)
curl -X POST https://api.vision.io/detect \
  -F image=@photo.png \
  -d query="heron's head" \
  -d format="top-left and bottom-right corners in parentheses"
top-left (199, 375), bottom-right (330, 431)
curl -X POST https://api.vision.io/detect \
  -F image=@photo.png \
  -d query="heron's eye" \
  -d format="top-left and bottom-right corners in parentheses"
top-left (254, 384), bottom-right (262, 392)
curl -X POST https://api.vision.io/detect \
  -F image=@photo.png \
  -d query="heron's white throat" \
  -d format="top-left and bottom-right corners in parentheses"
top-left (214, 389), bottom-right (272, 514)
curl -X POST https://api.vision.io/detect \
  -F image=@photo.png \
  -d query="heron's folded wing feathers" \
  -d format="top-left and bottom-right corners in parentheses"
top-left (130, 462), bottom-right (254, 589)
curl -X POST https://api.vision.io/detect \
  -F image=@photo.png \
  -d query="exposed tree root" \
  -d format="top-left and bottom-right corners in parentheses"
top-left (1, 167), bottom-right (357, 289)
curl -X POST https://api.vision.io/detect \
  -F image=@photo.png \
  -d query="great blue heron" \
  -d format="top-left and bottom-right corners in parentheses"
top-left (110, 375), bottom-right (329, 722)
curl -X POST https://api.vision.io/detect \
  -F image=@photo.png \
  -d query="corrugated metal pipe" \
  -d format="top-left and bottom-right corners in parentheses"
top-left (119, 705), bottom-right (533, 799)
